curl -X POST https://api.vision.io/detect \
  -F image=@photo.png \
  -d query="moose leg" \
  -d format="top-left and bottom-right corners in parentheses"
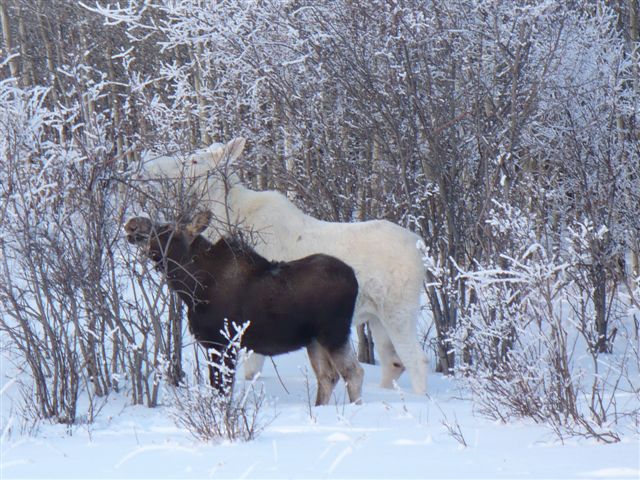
top-left (382, 310), bottom-right (428, 395)
top-left (243, 352), bottom-right (266, 380)
top-left (328, 343), bottom-right (364, 405)
top-left (306, 340), bottom-right (339, 406)
top-left (207, 352), bottom-right (217, 387)
top-left (207, 348), bottom-right (237, 394)
top-left (367, 317), bottom-right (406, 388)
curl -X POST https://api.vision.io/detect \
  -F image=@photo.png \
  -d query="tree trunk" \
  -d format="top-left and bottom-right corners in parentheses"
top-left (0, 1), bottom-right (20, 83)
top-left (427, 272), bottom-right (456, 374)
top-left (17, 8), bottom-right (34, 87)
top-left (166, 294), bottom-right (185, 386)
top-left (591, 264), bottom-right (613, 354)
top-left (190, 45), bottom-right (211, 145)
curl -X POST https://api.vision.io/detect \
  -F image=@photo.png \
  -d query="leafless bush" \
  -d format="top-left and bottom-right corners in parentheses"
top-left (14, 382), bottom-right (44, 437)
top-left (300, 366), bottom-right (318, 423)
top-left (0, 82), bottom-right (182, 424)
top-left (167, 322), bottom-right (268, 443)
top-left (0, 88), bottom-right (121, 422)
top-left (439, 411), bottom-right (468, 448)
top-left (169, 380), bottom-right (267, 443)
top-left (0, 146), bottom-right (139, 422)
top-left (454, 202), bottom-right (633, 443)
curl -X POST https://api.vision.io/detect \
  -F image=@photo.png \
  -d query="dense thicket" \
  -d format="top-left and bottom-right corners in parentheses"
top-left (1, 0), bottom-right (638, 440)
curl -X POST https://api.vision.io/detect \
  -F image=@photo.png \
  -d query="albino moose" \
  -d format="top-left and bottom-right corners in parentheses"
top-left (124, 211), bottom-right (364, 405)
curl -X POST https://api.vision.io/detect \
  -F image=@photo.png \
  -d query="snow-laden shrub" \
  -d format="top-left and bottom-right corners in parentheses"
top-left (0, 78), bottom-right (180, 424)
top-left (1, 82), bottom-right (85, 424)
top-left (169, 381), bottom-right (266, 443)
top-left (167, 322), bottom-right (268, 443)
top-left (453, 201), bottom-right (636, 442)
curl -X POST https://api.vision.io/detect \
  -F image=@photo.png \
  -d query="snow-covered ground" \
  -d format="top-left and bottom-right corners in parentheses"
top-left (1, 348), bottom-right (638, 479)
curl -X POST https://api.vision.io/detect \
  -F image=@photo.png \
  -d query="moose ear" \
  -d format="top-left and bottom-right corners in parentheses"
top-left (209, 137), bottom-right (246, 168)
top-left (186, 210), bottom-right (213, 238)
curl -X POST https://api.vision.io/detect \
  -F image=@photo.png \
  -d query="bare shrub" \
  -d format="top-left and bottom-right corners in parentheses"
top-left (1, 85), bottom-right (111, 424)
top-left (0, 82), bottom-right (181, 423)
top-left (169, 380), bottom-right (267, 443)
top-left (454, 201), bottom-right (633, 443)
top-left (439, 412), bottom-right (468, 448)
top-left (167, 322), bottom-right (268, 443)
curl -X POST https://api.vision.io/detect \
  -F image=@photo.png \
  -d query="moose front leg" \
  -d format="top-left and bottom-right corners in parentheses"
top-left (207, 348), bottom-right (237, 394)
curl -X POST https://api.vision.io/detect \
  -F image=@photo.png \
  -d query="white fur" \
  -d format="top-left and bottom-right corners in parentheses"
top-left (143, 138), bottom-right (428, 394)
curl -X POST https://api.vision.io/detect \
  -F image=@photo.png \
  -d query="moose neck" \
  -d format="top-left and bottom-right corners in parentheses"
top-left (162, 235), bottom-right (212, 310)
top-left (160, 234), bottom-right (270, 310)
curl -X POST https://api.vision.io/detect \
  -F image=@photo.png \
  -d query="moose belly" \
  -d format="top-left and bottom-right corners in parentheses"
top-left (187, 307), bottom-right (317, 357)
top-left (242, 321), bottom-right (316, 357)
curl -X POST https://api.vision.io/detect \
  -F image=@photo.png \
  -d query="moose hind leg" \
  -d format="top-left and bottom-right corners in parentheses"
top-left (368, 317), bottom-right (406, 388)
top-left (383, 308), bottom-right (428, 395)
top-left (306, 340), bottom-right (339, 406)
top-left (328, 343), bottom-right (364, 404)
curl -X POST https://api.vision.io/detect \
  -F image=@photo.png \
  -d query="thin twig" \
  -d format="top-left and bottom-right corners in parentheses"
top-left (270, 357), bottom-right (290, 395)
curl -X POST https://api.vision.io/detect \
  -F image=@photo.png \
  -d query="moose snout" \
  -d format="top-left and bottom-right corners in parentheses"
top-left (124, 217), bottom-right (153, 244)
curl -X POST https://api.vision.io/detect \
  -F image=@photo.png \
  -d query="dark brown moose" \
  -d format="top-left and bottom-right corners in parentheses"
top-left (124, 211), bottom-right (363, 405)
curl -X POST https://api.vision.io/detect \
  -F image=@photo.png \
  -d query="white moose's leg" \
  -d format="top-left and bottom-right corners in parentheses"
top-left (306, 340), bottom-right (340, 406)
top-left (367, 317), bottom-right (406, 389)
top-left (383, 305), bottom-right (428, 395)
top-left (328, 343), bottom-right (364, 404)
top-left (243, 352), bottom-right (267, 380)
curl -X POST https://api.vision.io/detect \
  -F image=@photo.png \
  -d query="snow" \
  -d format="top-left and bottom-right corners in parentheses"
top-left (2, 349), bottom-right (638, 479)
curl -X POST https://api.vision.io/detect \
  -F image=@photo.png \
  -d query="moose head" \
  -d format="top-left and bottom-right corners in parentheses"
top-left (124, 211), bottom-right (213, 265)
